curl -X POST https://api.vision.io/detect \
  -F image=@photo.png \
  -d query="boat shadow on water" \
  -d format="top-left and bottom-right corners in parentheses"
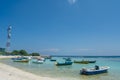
top-left (54, 64), bottom-right (73, 72)
top-left (55, 65), bottom-right (72, 68)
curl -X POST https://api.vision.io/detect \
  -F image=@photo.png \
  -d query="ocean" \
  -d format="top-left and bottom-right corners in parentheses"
top-left (0, 56), bottom-right (120, 80)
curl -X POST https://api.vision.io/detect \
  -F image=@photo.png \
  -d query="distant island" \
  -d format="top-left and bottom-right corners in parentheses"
top-left (0, 49), bottom-right (40, 56)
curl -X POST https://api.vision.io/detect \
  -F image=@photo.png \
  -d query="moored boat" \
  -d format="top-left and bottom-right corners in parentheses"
top-left (13, 59), bottom-right (29, 62)
top-left (74, 60), bottom-right (89, 64)
top-left (63, 57), bottom-right (71, 61)
top-left (32, 59), bottom-right (44, 64)
top-left (55, 61), bottom-right (73, 66)
top-left (12, 57), bottom-right (29, 62)
top-left (88, 60), bottom-right (96, 63)
top-left (80, 66), bottom-right (110, 75)
top-left (50, 59), bottom-right (56, 61)
top-left (74, 60), bottom-right (96, 64)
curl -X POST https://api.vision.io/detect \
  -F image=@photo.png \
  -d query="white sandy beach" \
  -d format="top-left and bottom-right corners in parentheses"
top-left (0, 56), bottom-right (59, 80)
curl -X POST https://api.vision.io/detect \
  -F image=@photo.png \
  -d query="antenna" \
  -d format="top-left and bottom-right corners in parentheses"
top-left (6, 25), bottom-right (12, 54)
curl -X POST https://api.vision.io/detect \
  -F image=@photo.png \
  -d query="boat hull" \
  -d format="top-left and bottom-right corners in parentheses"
top-left (32, 61), bottom-right (44, 64)
top-left (55, 62), bottom-right (72, 66)
top-left (88, 60), bottom-right (96, 63)
top-left (74, 60), bottom-right (89, 64)
top-left (50, 59), bottom-right (56, 61)
top-left (13, 60), bottom-right (29, 62)
top-left (80, 69), bottom-right (108, 75)
top-left (80, 66), bottom-right (109, 75)
top-left (74, 60), bottom-right (96, 64)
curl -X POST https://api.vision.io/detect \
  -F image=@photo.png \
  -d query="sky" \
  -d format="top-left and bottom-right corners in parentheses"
top-left (0, 0), bottom-right (120, 56)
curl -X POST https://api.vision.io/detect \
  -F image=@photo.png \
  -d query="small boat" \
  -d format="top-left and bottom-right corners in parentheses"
top-left (12, 56), bottom-right (28, 60)
top-left (64, 58), bottom-right (72, 61)
top-left (32, 60), bottom-right (44, 64)
top-left (80, 66), bottom-right (110, 75)
top-left (40, 57), bottom-right (46, 61)
top-left (12, 57), bottom-right (29, 62)
top-left (13, 59), bottom-right (29, 62)
top-left (88, 60), bottom-right (96, 63)
top-left (74, 60), bottom-right (89, 64)
top-left (74, 60), bottom-right (96, 64)
top-left (55, 61), bottom-right (73, 66)
top-left (50, 59), bottom-right (56, 61)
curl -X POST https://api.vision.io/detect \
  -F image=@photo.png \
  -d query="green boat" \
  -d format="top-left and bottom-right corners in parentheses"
top-left (74, 60), bottom-right (96, 64)
top-left (74, 60), bottom-right (89, 64)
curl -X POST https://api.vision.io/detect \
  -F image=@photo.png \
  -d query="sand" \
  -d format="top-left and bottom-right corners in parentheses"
top-left (0, 56), bottom-right (59, 80)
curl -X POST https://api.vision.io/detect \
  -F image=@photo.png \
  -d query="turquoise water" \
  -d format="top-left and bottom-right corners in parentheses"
top-left (0, 57), bottom-right (120, 80)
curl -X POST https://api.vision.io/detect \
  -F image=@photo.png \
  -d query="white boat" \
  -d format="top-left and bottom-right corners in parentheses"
top-left (80, 66), bottom-right (110, 75)
top-left (32, 59), bottom-right (44, 64)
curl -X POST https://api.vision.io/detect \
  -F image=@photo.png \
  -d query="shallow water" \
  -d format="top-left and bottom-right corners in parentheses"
top-left (0, 57), bottom-right (120, 80)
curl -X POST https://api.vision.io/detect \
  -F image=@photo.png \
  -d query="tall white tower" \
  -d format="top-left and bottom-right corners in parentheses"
top-left (6, 25), bottom-right (12, 53)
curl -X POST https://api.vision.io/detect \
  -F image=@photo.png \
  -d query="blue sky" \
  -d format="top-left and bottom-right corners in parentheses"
top-left (0, 0), bottom-right (120, 55)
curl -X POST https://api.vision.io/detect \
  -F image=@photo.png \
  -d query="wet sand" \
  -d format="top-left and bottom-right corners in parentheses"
top-left (0, 56), bottom-right (59, 80)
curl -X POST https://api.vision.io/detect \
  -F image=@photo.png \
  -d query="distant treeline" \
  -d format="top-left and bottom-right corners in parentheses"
top-left (0, 50), bottom-right (40, 56)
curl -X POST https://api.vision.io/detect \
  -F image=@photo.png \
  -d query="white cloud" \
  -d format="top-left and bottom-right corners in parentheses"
top-left (68, 0), bottom-right (77, 4)
top-left (74, 49), bottom-right (95, 51)
top-left (40, 48), bottom-right (95, 53)
top-left (42, 48), bottom-right (60, 52)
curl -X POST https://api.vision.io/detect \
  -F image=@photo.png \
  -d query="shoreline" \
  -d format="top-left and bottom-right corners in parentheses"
top-left (0, 56), bottom-right (59, 80)
top-left (0, 55), bottom-right (18, 59)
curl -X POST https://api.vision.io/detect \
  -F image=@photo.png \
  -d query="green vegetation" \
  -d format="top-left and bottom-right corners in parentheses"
top-left (11, 50), bottom-right (19, 55)
top-left (0, 52), bottom-right (5, 55)
top-left (10, 50), bottom-right (28, 56)
top-left (0, 49), bottom-right (40, 56)
top-left (19, 50), bottom-right (28, 56)
top-left (0, 48), bottom-right (6, 55)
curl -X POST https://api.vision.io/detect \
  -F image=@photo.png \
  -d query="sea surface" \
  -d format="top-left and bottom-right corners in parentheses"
top-left (0, 56), bottom-right (120, 80)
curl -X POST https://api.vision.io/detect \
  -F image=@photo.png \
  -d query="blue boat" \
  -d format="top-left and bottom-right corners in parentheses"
top-left (80, 66), bottom-right (110, 75)
top-left (63, 57), bottom-right (71, 61)
top-left (88, 60), bottom-right (96, 63)
top-left (55, 61), bottom-right (73, 66)
top-left (12, 57), bottom-right (29, 62)
top-left (11, 57), bottom-right (28, 60)
top-left (13, 59), bottom-right (29, 62)
top-left (50, 59), bottom-right (56, 61)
